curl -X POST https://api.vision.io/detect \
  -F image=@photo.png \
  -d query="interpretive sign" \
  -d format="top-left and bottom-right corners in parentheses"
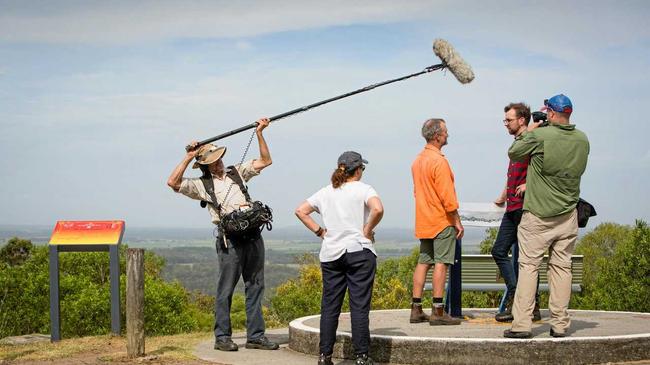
top-left (50, 220), bottom-right (124, 245)
top-left (459, 202), bottom-right (505, 227)
top-left (48, 220), bottom-right (125, 341)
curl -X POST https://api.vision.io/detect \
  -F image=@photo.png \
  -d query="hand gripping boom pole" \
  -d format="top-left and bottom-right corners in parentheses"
top-left (190, 39), bottom-right (474, 149)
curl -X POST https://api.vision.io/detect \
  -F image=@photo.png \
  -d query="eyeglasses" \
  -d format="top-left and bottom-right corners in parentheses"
top-left (503, 118), bottom-right (516, 124)
top-left (361, 165), bottom-right (366, 171)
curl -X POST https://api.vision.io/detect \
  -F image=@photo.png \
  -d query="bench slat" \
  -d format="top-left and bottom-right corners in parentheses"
top-left (421, 254), bottom-right (583, 293)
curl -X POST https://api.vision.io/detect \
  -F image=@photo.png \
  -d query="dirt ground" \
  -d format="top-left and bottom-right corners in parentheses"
top-left (0, 333), bottom-right (221, 365)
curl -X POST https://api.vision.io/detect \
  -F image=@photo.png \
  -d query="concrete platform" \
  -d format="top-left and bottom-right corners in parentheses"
top-left (194, 327), bottom-right (402, 365)
top-left (288, 309), bottom-right (650, 365)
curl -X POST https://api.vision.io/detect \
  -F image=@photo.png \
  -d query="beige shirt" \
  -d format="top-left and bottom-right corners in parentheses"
top-left (178, 159), bottom-right (260, 224)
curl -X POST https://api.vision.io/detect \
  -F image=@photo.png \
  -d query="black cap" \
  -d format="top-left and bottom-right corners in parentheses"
top-left (337, 151), bottom-right (368, 172)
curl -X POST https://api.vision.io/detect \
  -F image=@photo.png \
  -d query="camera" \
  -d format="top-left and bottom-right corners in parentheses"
top-left (531, 111), bottom-right (549, 127)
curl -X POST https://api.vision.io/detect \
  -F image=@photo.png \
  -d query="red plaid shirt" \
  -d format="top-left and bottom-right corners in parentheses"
top-left (506, 158), bottom-right (528, 212)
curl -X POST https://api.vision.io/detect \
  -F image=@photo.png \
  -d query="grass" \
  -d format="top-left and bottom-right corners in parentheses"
top-left (0, 332), bottom-right (212, 362)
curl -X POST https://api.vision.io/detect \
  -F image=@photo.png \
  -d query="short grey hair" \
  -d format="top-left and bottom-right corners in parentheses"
top-left (421, 118), bottom-right (445, 142)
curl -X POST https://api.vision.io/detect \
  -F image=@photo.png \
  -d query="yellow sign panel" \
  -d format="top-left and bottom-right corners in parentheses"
top-left (49, 220), bottom-right (125, 245)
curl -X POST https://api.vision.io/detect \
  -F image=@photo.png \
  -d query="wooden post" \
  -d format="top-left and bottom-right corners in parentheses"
top-left (126, 248), bottom-right (145, 358)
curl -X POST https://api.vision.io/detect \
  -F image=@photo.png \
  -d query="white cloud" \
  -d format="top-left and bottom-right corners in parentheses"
top-left (0, 0), bottom-right (437, 44)
top-left (235, 41), bottom-right (253, 51)
top-left (0, 0), bottom-right (649, 227)
top-left (1, 1), bottom-right (647, 69)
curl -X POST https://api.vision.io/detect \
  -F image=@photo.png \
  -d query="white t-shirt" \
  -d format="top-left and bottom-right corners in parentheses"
top-left (306, 181), bottom-right (379, 262)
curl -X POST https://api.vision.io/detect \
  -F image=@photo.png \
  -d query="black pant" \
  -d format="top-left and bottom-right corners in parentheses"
top-left (214, 231), bottom-right (266, 342)
top-left (319, 249), bottom-right (376, 356)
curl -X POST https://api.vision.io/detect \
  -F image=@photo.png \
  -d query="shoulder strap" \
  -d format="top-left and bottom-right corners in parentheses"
top-left (226, 165), bottom-right (252, 202)
top-left (200, 176), bottom-right (222, 214)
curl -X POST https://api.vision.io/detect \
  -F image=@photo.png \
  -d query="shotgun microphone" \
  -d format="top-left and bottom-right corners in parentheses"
top-left (433, 39), bottom-right (475, 84)
top-left (188, 39), bottom-right (475, 149)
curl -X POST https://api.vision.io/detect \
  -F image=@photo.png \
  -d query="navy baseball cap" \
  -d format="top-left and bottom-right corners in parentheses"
top-left (337, 151), bottom-right (368, 172)
top-left (543, 94), bottom-right (573, 114)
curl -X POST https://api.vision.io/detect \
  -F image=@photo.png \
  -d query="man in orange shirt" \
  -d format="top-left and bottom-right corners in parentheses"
top-left (409, 118), bottom-right (465, 326)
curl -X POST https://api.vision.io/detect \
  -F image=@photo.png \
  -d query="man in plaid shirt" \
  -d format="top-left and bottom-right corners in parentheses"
top-left (492, 102), bottom-right (541, 323)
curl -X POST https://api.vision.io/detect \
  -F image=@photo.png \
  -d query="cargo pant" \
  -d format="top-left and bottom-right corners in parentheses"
top-left (511, 210), bottom-right (578, 334)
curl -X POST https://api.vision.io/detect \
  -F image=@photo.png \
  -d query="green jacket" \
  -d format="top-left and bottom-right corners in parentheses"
top-left (508, 123), bottom-right (589, 218)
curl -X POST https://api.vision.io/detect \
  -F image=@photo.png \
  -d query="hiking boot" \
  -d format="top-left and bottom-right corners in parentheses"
top-left (503, 329), bottom-right (532, 339)
top-left (409, 303), bottom-right (430, 323)
top-left (214, 338), bottom-right (238, 351)
top-left (355, 353), bottom-right (374, 365)
top-left (245, 335), bottom-right (279, 350)
top-left (550, 329), bottom-right (566, 338)
top-left (533, 301), bottom-right (542, 322)
top-left (429, 304), bottom-right (461, 325)
top-left (318, 353), bottom-right (334, 365)
top-left (495, 293), bottom-right (514, 322)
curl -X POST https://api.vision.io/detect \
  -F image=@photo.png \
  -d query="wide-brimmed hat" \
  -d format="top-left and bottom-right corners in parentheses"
top-left (192, 143), bottom-right (227, 169)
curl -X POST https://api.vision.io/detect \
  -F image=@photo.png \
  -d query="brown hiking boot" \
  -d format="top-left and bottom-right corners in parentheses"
top-left (429, 304), bottom-right (461, 325)
top-left (409, 303), bottom-right (430, 323)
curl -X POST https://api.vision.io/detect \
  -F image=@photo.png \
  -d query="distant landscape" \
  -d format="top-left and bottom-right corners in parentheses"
top-left (0, 224), bottom-right (487, 298)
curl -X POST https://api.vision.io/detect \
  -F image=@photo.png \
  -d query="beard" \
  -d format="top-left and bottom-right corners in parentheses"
top-left (209, 161), bottom-right (225, 177)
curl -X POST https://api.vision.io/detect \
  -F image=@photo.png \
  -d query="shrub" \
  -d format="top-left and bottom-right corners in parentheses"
top-left (0, 241), bottom-right (212, 338)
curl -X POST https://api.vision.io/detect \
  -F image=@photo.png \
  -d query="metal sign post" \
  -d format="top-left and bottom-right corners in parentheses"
top-left (445, 238), bottom-right (463, 317)
top-left (48, 220), bottom-right (125, 342)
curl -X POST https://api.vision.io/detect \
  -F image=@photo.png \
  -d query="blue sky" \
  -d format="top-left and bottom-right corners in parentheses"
top-left (0, 0), bottom-right (648, 230)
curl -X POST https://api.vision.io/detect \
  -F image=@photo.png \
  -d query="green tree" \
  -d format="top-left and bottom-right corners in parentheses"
top-left (0, 242), bottom-right (213, 338)
top-left (269, 254), bottom-right (322, 323)
top-left (0, 237), bottom-right (33, 266)
top-left (574, 220), bottom-right (650, 311)
top-left (479, 227), bottom-right (498, 255)
top-left (575, 222), bottom-right (632, 289)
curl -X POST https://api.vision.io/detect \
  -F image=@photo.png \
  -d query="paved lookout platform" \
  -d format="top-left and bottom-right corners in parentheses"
top-left (288, 309), bottom-right (650, 365)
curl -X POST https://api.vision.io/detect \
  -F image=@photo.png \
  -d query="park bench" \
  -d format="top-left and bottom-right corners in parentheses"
top-left (423, 254), bottom-right (584, 293)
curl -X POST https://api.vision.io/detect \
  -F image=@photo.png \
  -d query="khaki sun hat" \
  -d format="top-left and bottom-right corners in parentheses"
top-left (192, 143), bottom-right (227, 169)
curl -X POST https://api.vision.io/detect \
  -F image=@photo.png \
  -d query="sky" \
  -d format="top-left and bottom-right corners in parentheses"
top-left (0, 0), bottom-right (649, 230)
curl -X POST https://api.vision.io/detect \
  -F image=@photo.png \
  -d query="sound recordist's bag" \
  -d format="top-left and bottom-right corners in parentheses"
top-left (576, 198), bottom-right (596, 228)
top-left (200, 166), bottom-right (273, 237)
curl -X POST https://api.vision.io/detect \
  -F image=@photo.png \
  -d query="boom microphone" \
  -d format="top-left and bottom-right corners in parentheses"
top-left (433, 39), bottom-right (475, 84)
top-left (189, 38), bottom-right (475, 149)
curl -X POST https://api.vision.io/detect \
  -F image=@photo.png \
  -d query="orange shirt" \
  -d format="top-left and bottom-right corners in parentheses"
top-left (412, 145), bottom-right (459, 238)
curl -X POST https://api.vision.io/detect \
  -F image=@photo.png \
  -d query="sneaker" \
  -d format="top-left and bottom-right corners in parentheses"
top-left (355, 353), bottom-right (374, 365)
top-left (245, 335), bottom-right (279, 350)
top-left (495, 293), bottom-right (514, 322)
top-left (503, 329), bottom-right (532, 339)
top-left (550, 329), bottom-right (566, 338)
top-left (214, 338), bottom-right (238, 351)
top-left (429, 304), bottom-right (461, 325)
top-left (409, 303), bottom-right (430, 323)
top-left (318, 353), bottom-right (334, 365)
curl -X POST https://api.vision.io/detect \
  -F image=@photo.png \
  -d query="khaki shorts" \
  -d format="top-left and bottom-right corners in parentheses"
top-left (418, 226), bottom-right (457, 265)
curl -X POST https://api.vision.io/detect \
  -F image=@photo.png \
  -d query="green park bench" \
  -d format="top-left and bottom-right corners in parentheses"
top-left (423, 254), bottom-right (584, 293)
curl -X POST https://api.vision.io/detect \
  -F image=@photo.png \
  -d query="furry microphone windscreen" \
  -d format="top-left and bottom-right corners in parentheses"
top-left (433, 39), bottom-right (475, 84)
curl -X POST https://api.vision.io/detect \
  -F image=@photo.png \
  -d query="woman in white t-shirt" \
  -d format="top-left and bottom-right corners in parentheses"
top-left (295, 151), bottom-right (384, 365)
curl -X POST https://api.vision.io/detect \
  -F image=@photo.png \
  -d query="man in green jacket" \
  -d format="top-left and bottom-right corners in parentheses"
top-left (503, 94), bottom-right (589, 339)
